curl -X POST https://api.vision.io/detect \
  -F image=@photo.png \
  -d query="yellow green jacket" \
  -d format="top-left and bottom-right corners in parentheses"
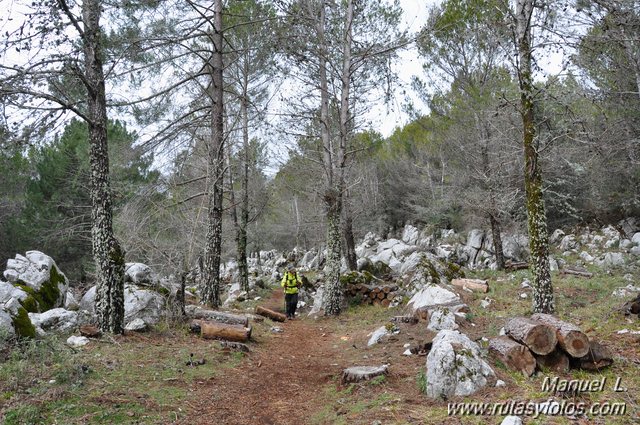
top-left (281, 271), bottom-right (301, 294)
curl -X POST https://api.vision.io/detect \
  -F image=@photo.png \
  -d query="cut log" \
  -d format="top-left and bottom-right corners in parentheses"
top-left (377, 291), bottom-right (385, 300)
top-left (185, 305), bottom-right (249, 326)
top-left (505, 316), bottom-right (557, 355)
top-left (341, 365), bottom-right (388, 384)
top-left (489, 336), bottom-right (536, 376)
top-left (255, 306), bottom-right (286, 322)
top-left (530, 313), bottom-right (590, 358)
top-left (560, 267), bottom-right (593, 278)
top-left (451, 278), bottom-right (489, 293)
top-left (535, 349), bottom-right (570, 373)
top-left (372, 299), bottom-right (381, 306)
top-left (368, 292), bottom-right (377, 299)
top-left (197, 320), bottom-right (251, 342)
top-left (571, 341), bottom-right (613, 371)
top-left (381, 299), bottom-right (391, 308)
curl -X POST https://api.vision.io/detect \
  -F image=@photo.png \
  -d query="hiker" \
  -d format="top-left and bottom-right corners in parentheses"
top-left (281, 265), bottom-right (302, 320)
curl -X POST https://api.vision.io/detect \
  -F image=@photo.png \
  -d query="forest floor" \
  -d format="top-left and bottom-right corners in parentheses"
top-left (1, 266), bottom-right (640, 424)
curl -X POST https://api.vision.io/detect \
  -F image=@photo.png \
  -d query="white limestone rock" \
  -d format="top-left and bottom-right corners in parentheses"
top-left (28, 308), bottom-right (78, 335)
top-left (407, 285), bottom-right (462, 313)
top-left (2, 251), bottom-right (68, 308)
top-left (425, 330), bottom-right (495, 399)
top-left (66, 335), bottom-right (89, 347)
top-left (501, 416), bottom-right (523, 425)
top-left (402, 225), bottom-right (420, 246)
top-left (427, 307), bottom-right (459, 331)
top-left (125, 318), bottom-right (148, 332)
top-left (367, 326), bottom-right (389, 347)
top-left (124, 263), bottom-right (154, 286)
top-left (0, 309), bottom-right (15, 338)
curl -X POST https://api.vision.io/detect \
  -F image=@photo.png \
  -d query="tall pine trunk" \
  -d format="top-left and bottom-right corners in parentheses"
top-left (200, 0), bottom-right (225, 308)
top-left (82, 0), bottom-right (125, 333)
top-left (516, 0), bottom-right (553, 313)
top-left (237, 72), bottom-right (250, 292)
top-left (342, 199), bottom-right (357, 271)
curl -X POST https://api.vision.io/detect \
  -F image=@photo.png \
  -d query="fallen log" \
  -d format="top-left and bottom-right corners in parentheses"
top-left (531, 313), bottom-right (590, 358)
top-left (489, 336), bottom-right (536, 376)
top-left (451, 278), bottom-right (489, 293)
top-left (535, 349), bottom-right (570, 373)
top-left (570, 341), bottom-right (613, 371)
top-left (341, 365), bottom-right (388, 384)
top-left (196, 320), bottom-right (252, 342)
top-left (560, 267), bottom-right (593, 278)
top-left (255, 305), bottom-right (286, 322)
top-left (185, 305), bottom-right (249, 326)
top-left (505, 316), bottom-right (557, 355)
top-left (505, 261), bottom-right (529, 270)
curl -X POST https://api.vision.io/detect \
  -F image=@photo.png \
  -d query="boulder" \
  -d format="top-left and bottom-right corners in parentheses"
top-left (0, 310), bottom-right (15, 338)
top-left (595, 252), bottom-right (625, 268)
top-left (79, 286), bottom-right (97, 313)
top-left (124, 263), bottom-right (154, 286)
top-left (466, 229), bottom-right (485, 249)
top-left (399, 252), bottom-right (423, 276)
top-left (425, 330), bottom-right (495, 399)
top-left (612, 284), bottom-right (640, 298)
top-left (632, 232), bottom-right (640, 246)
top-left (80, 285), bottom-right (165, 325)
top-left (631, 246), bottom-right (640, 256)
top-left (618, 217), bottom-right (640, 238)
top-left (550, 229), bottom-right (565, 244)
top-left (502, 235), bottom-right (529, 261)
top-left (28, 308), bottom-right (78, 335)
top-left (308, 287), bottom-right (325, 317)
top-left (223, 282), bottom-right (242, 307)
top-left (2, 251), bottom-right (68, 310)
top-left (407, 285), bottom-right (462, 313)
top-left (620, 239), bottom-right (633, 249)
top-left (367, 325), bottom-right (389, 347)
top-left (427, 307), bottom-right (459, 331)
top-left (66, 335), bottom-right (89, 348)
top-left (123, 285), bottom-right (165, 325)
top-left (0, 280), bottom-right (29, 314)
top-left (402, 225), bottom-right (420, 246)
top-left (579, 251), bottom-right (594, 263)
top-left (501, 417), bottom-right (523, 425)
top-left (559, 235), bottom-right (578, 251)
top-left (125, 318), bottom-right (148, 332)
top-left (64, 291), bottom-right (79, 310)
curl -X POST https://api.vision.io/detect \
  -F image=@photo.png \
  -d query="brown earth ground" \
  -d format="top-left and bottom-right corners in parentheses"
top-left (178, 289), bottom-right (431, 425)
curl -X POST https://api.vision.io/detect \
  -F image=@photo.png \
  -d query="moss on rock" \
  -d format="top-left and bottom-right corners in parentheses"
top-left (14, 265), bottom-right (64, 313)
top-left (11, 307), bottom-right (36, 338)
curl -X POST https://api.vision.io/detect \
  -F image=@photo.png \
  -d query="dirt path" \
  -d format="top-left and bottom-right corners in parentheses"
top-left (180, 290), bottom-right (344, 425)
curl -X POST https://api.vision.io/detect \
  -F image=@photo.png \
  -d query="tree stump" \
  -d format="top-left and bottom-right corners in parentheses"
top-left (535, 349), bottom-right (570, 373)
top-left (255, 306), bottom-right (286, 322)
top-left (505, 316), bottom-right (557, 355)
top-left (530, 313), bottom-right (589, 358)
top-left (489, 336), bottom-right (536, 376)
top-left (341, 365), bottom-right (388, 384)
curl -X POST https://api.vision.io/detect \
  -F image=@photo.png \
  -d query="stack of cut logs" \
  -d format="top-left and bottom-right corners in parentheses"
top-left (344, 283), bottom-right (399, 307)
top-left (489, 313), bottom-right (613, 376)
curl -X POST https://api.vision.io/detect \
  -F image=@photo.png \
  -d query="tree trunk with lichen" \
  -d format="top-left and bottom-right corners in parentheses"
top-left (200, 0), bottom-right (225, 308)
top-left (82, 0), bottom-right (125, 334)
top-left (516, 0), bottom-right (553, 314)
top-left (323, 189), bottom-right (343, 315)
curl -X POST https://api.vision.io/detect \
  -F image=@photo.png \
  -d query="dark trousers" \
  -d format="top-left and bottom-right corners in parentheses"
top-left (285, 293), bottom-right (298, 317)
